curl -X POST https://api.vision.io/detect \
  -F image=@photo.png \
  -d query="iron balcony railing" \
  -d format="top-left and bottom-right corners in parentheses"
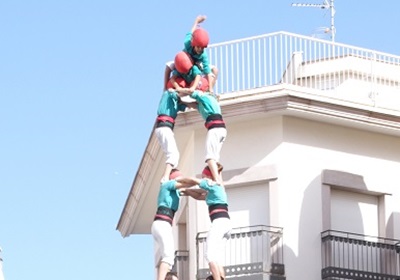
top-left (196, 225), bottom-right (284, 280)
top-left (173, 250), bottom-right (189, 280)
top-left (207, 31), bottom-right (400, 109)
top-left (321, 230), bottom-right (400, 280)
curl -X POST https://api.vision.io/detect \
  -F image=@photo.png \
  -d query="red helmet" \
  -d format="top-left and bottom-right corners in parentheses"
top-left (169, 169), bottom-right (183, 180)
top-left (174, 51), bottom-right (193, 74)
top-left (201, 166), bottom-right (212, 178)
top-left (166, 77), bottom-right (187, 89)
top-left (190, 77), bottom-right (209, 91)
top-left (191, 28), bottom-right (209, 48)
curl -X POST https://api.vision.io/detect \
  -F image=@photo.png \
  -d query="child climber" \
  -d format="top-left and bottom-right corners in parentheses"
top-left (184, 15), bottom-right (218, 93)
top-left (155, 79), bottom-right (196, 182)
top-left (167, 51), bottom-right (209, 94)
top-left (164, 15), bottom-right (218, 93)
top-left (152, 169), bottom-right (195, 280)
top-left (178, 164), bottom-right (231, 280)
top-left (177, 87), bottom-right (226, 185)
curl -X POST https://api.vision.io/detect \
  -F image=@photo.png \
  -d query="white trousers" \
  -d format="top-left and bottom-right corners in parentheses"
top-left (205, 217), bottom-right (231, 264)
top-left (205, 127), bottom-right (227, 163)
top-left (151, 220), bottom-right (175, 268)
top-left (155, 126), bottom-right (179, 168)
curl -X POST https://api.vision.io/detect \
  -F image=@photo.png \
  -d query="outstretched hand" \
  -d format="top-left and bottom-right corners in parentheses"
top-left (176, 87), bottom-right (192, 97)
top-left (179, 188), bottom-right (187, 196)
top-left (195, 15), bottom-right (207, 25)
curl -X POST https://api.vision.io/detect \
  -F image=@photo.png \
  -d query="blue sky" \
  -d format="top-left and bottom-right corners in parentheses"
top-left (1, 1), bottom-right (399, 279)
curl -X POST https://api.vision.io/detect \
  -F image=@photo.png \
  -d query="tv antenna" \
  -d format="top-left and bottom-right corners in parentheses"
top-left (292, 0), bottom-right (336, 42)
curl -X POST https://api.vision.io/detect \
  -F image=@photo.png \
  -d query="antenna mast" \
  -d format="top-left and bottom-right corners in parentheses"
top-left (291, 0), bottom-right (336, 42)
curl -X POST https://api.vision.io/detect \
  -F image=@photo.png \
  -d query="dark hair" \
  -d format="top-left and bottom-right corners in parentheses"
top-left (165, 271), bottom-right (178, 280)
top-left (205, 276), bottom-right (225, 280)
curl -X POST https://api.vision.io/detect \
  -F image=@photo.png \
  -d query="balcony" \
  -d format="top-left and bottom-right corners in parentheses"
top-left (196, 225), bottom-right (284, 280)
top-left (207, 32), bottom-right (400, 111)
top-left (321, 230), bottom-right (400, 280)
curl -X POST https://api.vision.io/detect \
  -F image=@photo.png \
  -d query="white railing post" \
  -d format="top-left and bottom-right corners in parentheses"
top-left (206, 31), bottom-right (400, 107)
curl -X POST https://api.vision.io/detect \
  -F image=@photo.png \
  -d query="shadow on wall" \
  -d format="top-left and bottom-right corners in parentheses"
top-left (293, 172), bottom-right (400, 280)
top-left (295, 175), bottom-right (365, 279)
top-left (387, 211), bottom-right (400, 239)
top-left (284, 117), bottom-right (400, 165)
top-left (219, 118), bottom-right (282, 171)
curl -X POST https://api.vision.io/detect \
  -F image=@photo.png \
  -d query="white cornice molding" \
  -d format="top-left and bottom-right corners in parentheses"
top-left (176, 85), bottom-right (400, 134)
top-left (117, 84), bottom-right (400, 237)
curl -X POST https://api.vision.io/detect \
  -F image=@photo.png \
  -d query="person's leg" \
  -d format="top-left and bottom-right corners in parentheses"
top-left (208, 65), bottom-right (219, 92)
top-left (162, 163), bottom-right (173, 183)
top-left (219, 265), bottom-right (226, 279)
top-left (152, 221), bottom-right (163, 275)
top-left (152, 221), bottom-right (169, 280)
top-left (156, 127), bottom-right (180, 182)
top-left (206, 158), bottom-right (221, 184)
top-left (205, 128), bottom-right (227, 184)
top-left (205, 218), bottom-right (231, 280)
top-left (208, 262), bottom-right (221, 280)
top-left (157, 262), bottom-right (170, 280)
top-left (205, 219), bottom-right (224, 280)
top-left (154, 221), bottom-right (175, 280)
top-left (164, 61), bottom-right (175, 91)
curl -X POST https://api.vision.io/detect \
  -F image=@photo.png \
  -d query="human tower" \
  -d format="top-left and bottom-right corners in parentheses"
top-left (151, 15), bottom-right (231, 280)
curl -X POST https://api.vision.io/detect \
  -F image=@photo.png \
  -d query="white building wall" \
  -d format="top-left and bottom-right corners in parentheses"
top-left (117, 32), bottom-right (400, 280)
top-left (331, 189), bottom-right (379, 236)
top-left (228, 183), bottom-right (270, 228)
top-left (145, 93), bottom-right (400, 280)
top-left (220, 117), bottom-right (284, 170)
top-left (202, 114), bottom-right (400, 280)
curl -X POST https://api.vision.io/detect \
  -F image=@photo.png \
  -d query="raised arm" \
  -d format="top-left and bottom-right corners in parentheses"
top-left (191, 15), bottom-right (207, 33)
top-left (188, 75), bottom-right (202, 92)
top-left (163, 64), bottom-right (173, 91)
